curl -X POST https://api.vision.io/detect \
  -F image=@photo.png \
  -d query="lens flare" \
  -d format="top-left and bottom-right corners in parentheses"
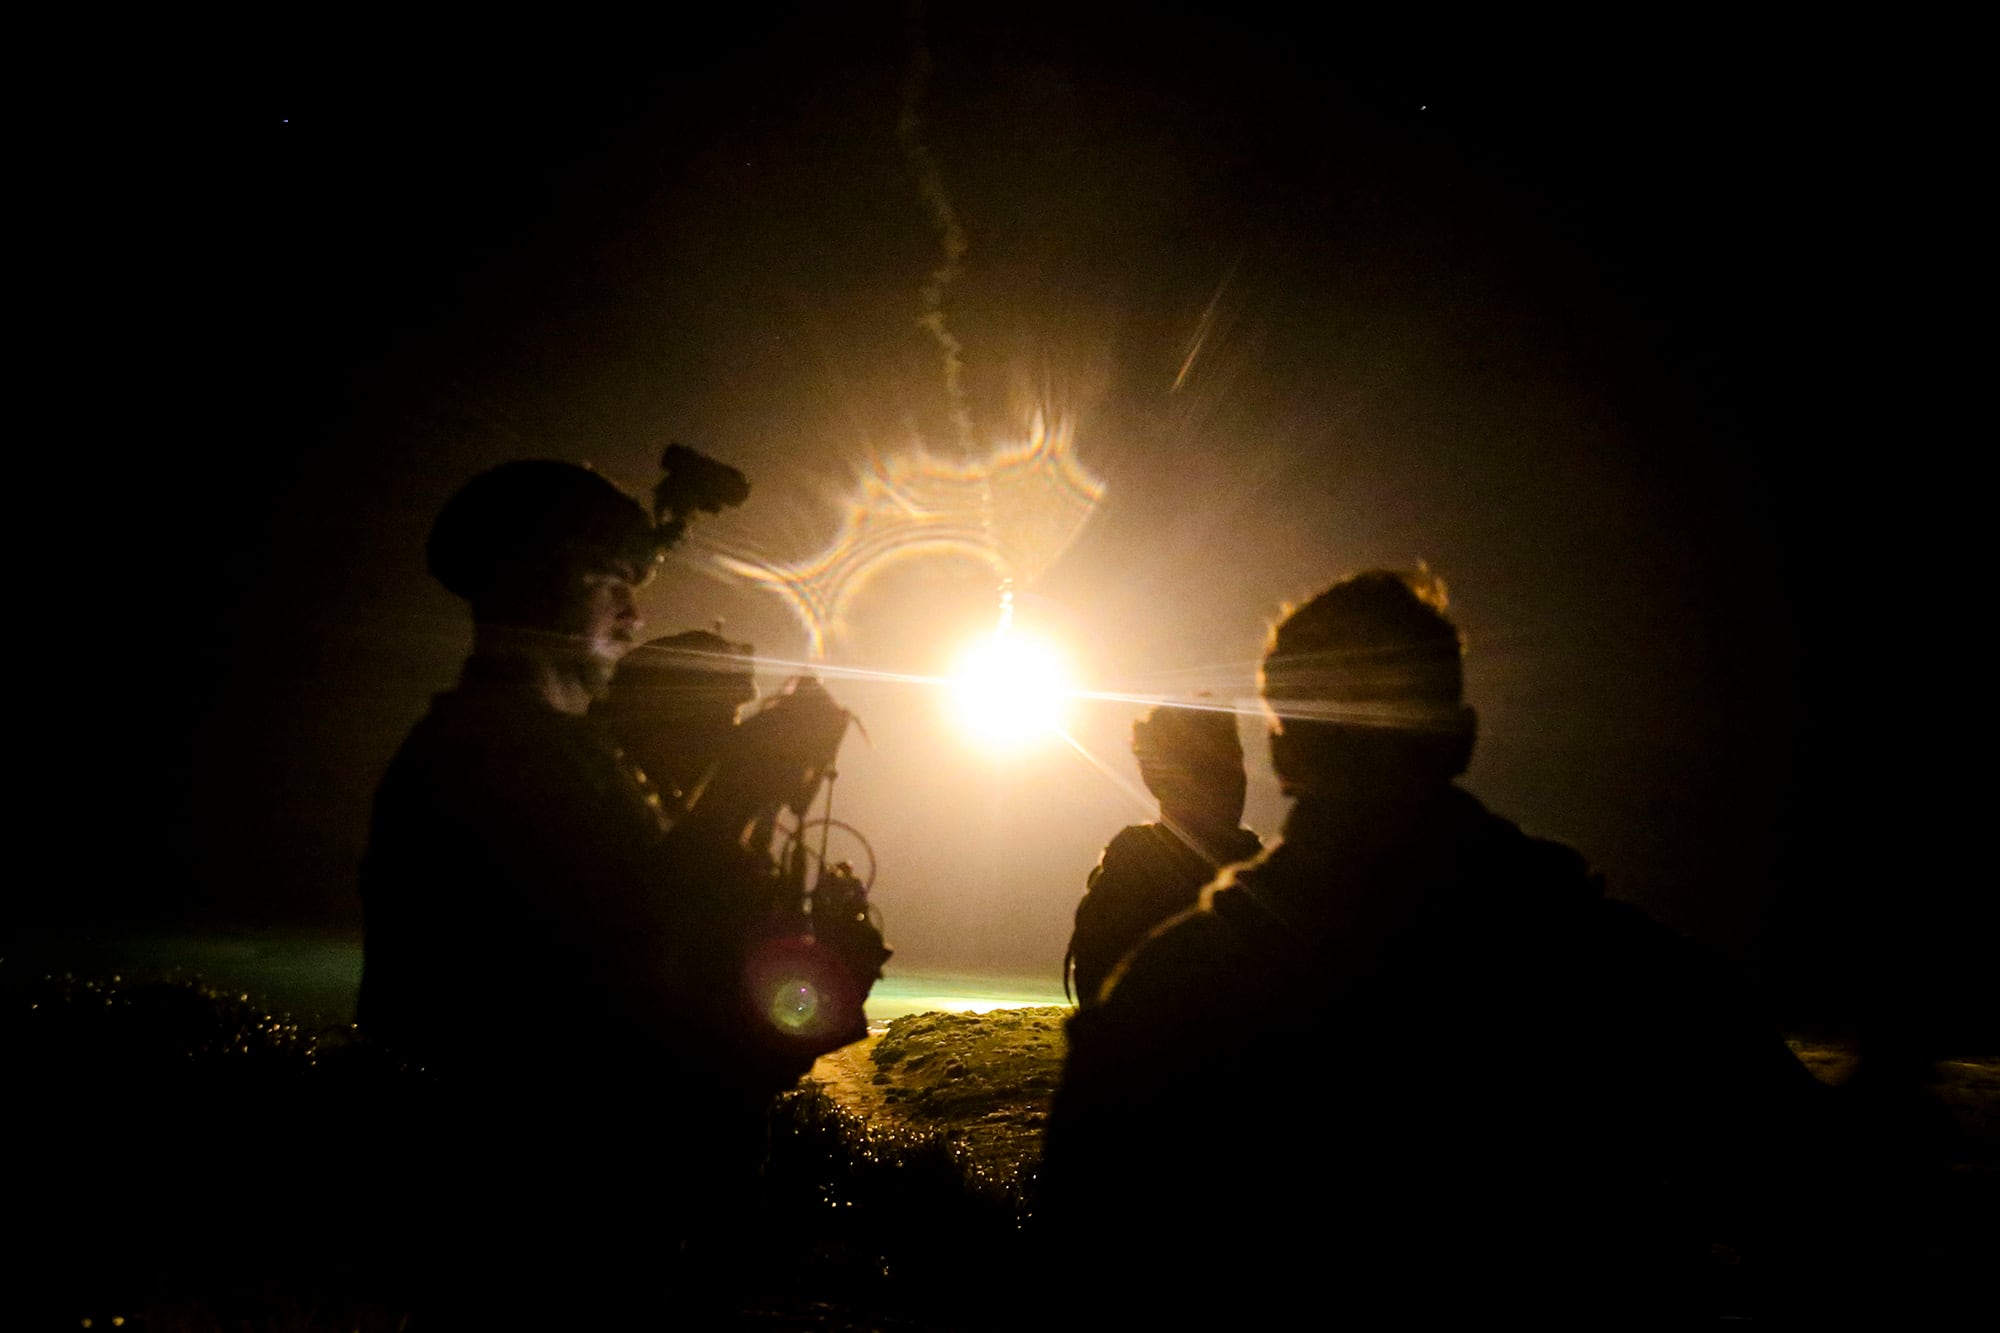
top-left (947, 629), bottom-right (1075, 751)
top-left (713, 412), bottom-right (1104, 658)
top-left (769, 979), bottom-right (822, 1032)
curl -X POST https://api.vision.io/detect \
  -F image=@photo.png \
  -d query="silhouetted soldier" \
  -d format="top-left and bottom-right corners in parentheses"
top-left (1041, 570), bottom-right (1825, 1327)
top-left (1064, 702), bottom-right (1261, 1006)
top-left (357, 458), bottom-right (877, 1323)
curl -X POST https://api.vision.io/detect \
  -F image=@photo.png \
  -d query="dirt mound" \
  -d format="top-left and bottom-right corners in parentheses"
top-left (807, 1007), bottom-right (1068, 1202)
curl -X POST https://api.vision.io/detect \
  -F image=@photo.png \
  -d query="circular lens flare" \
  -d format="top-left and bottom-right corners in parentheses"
top-left (947, 630), bottom-right (1075, 751)
top-left (769, 979), bottom-right (821, 1032)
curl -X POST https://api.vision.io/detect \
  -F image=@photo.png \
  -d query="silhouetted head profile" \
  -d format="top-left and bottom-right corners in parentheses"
top-left (427, 461), bottom-right (660, 710)
top-left (596, 629), bottom-right (758, 807)
top-left (428, 460), bottom-right (660, 628)
top-left (1261, 568), bottom-right (1475, 805)
top-left (1133, 701), bottom-right (1248, 836)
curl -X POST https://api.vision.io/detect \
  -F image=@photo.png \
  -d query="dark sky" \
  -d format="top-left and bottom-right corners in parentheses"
top-left (37, 12), bottom-right (1980, 1033)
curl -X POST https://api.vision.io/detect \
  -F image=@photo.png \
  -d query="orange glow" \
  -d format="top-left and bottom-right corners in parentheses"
top-left (946, 629), bottom-right (1075, 752)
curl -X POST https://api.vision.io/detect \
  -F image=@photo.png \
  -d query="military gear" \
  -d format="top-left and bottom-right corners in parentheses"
top-left (594, 630), bottom-right (758, 817)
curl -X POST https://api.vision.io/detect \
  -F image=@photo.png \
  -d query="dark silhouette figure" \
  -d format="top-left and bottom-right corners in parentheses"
top-left (357, 458), bottom-right (879, 1323)
top-left (1041, 570), bottom-right (1828, 1327)
top-left (1064, 702), bottom-right (1261, 1006)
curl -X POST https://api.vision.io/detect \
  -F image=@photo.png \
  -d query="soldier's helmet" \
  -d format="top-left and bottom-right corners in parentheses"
top-left (427, 461), bottom-right (659, 620)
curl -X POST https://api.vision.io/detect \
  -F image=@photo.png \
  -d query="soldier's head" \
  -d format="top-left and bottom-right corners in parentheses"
top-left (427, 461), bottom-right (660, 697)
top-left (1260, 569), bottom-right (1475, 805)
top-left (1133, 701), bottom-right (1247, 833)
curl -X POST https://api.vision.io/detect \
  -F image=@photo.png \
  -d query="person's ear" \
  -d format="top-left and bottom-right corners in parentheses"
top-left (1445, 705), bottom-right (1477, 777)
top-left (1268, 726), bottom-right (1299, 788)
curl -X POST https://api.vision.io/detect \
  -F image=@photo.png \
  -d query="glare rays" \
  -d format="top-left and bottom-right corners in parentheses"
top-left (1050, 724), bottom-right (1159, 813)
top-left (732, 645), bottom-right (1251, 828)
top-left (1258, 644), bottom-right (1470, 732)
top-left (1051, 725), bottom-right (1255, 873)
top-left (1172, 253), bottom-right (1243, 396)
top-left (1257, 699), bottom-right (1470, 732)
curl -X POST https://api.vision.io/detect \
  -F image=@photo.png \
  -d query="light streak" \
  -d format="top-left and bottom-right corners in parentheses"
top-left (1172, 252), bottom-right (1243, 395)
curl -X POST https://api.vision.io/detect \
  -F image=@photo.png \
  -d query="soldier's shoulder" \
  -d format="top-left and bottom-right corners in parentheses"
top-left (378, 703), bottom-right (501, 790)
top-left (1097, 890), bottom-right (1264, 1011)
top-left (374, 689), bottom-right (586, 826)
top-left (1223, 825), bottom-right (1265, 863)
top-left (1085, 823), bottom-right (1179, 889)
top-left (1100, 822), bottom-right (1171, 860)
top-left (1066, 899), bottom-right (1273, 1087)
top-left (1452, 791), bottom-right (1608, 911)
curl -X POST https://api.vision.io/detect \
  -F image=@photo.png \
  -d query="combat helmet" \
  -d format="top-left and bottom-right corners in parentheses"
top-left (427, 461), bottom-right (659, 623)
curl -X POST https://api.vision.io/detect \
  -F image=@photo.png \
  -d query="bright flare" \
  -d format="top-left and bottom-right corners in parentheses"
top-left (947, 630), bottom-right (1075, 751)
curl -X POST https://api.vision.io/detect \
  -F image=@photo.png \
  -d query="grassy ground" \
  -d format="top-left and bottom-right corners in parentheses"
top-left (8, 965), bottom-right (1995, 1330)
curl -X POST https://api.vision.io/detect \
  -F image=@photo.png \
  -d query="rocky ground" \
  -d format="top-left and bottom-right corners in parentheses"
top-left (810, 1007), bottom-right (2000, 1192)
top-left (804, 1007), bottom-right (1068, 1208)
top-left (10, 968), bottom-right (1997, 1330)
top-left (785, 1008), bottom-right (2000, 1330)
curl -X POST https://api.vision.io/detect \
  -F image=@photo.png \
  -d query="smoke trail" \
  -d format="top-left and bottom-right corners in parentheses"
top-left (900, 0), bottom-right (1024, 660)
top-left (898, 0), bottom-right (975, 457)
top-left (695, 9), bottom-right (1112, 662)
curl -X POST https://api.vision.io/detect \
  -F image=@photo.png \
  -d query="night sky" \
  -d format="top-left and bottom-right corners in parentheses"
top-left (39, 12), bottom-right (1983, 1038)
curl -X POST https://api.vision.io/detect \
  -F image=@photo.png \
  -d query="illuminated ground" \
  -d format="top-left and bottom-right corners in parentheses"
top-left (7, 935), bottom-right (1994, 1329)
top-left (12, 932), bottom-right (1989, 1170)
top-left (3, 928), bottom-right (1063, 1028)
top-left (864, 971), bottom-right (1065, 1021)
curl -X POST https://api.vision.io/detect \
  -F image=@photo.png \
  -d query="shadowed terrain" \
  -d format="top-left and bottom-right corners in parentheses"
top-left (8, 967), bottom-right (1994, 1330)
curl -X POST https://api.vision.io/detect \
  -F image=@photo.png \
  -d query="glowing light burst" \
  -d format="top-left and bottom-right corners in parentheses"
top-left (714, 413), bottom-right (1104, 658)
top-left (946, 628), bottom-right (1076, 752)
